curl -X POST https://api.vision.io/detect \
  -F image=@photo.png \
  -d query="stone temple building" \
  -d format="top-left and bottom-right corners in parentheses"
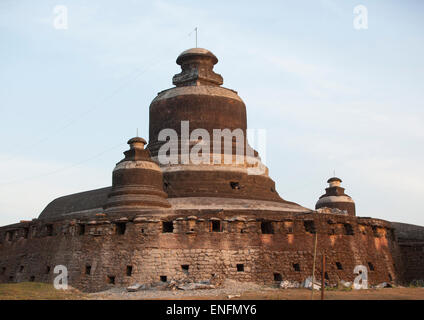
top-left (0, 48), bottom-right (423, 292)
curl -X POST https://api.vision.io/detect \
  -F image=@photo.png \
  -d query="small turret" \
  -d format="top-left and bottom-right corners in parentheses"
top-left (103, 137), bottom-right (171, 214)
top-left (315, 177), bottom-right (356, 216)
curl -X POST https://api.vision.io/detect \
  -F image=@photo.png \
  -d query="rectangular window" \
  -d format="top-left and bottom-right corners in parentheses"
top-left (46, 224), bottom-right (53, 236)
top-left (85, 265), bottom-right (91, 275)
top-left (261, 221), bottom-right (274, 234)
top-left (343, 224), bottom-right (354, 235)
top-left (115, 223), bottom-right (126, 235)
top-left (162, 221), bottom-right (174, 233)
top-left (274, 273), bottom-right (282, 281)
top-left (236, 264), bottom-right (244, 272)
top-left (211, 220), bottom-right (221, 232)
top-left (230, 181), bottom-right (240, 189)
top-left (293, 263), bottom-right (300, 272)
top-left (304, 221), bottom-right (316, 234)
top-left (107, 275), bottom-right (115, 284)
top-left (160, 275), bottom-right (167, 282)
top-left (78, 224), bottom-right (85, 236)
top-left (126, 266), bottom-right (133, 276)
top-left (336, 262), bottom-right (343, 270)
top-left (181, 265), bottom-right (189, 274)
top-left (368, 262), bottom-right (375, 271)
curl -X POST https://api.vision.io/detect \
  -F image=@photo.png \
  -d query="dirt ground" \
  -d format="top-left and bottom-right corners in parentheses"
top-left (215, 287), bottom-right (424, 300)
top-left (1, 281), bottom-right (423, 300)
top-left (91, 283), bottom-right (424, 300)
top-left (93, 287), bottom-right (424, 300)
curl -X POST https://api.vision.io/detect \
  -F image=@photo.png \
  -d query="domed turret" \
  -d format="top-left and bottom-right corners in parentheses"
top-left (173, 48), bottom-right (223, 87)
top-left (103, 137), bottom-right (170, 214)
top-left (147, 48), bottom-right (286, 203)
top-left (315, 177), bottom-right (356, 216)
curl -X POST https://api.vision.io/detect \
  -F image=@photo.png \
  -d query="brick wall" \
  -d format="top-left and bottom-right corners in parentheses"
top-left (0, 211), bottom-right (404, 292)
top-left (392, 222), bottom-right (424, 283)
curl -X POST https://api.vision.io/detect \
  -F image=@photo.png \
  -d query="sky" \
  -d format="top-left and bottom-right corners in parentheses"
top-left (0, 0), bottom-right (423, 227)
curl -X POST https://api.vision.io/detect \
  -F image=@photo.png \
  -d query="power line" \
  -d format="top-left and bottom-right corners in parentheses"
top-left (1, 58), bottom-right (163, 162)
top-left (0, 29), bottom-right (198, 186)
top-left (0, 142), bottom-right (125, 186)
top-left (2, 29), bottom-right (195, 162)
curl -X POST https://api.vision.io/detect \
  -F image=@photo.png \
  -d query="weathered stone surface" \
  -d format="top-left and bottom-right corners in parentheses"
top-left (0, 211), bottom-right (408, 292)
top-left (127, 283), bottom-right (144, 292)
top-left (340, 280), bottom-right (352, 288)
top-left (302, 277), bottom-right (321, 290)
top-left (279, 280), bottom-right (300, 289)
top-left (177, 283), bottom-right (215, 290)
top-left (0, 47), bottom-right (422, 293)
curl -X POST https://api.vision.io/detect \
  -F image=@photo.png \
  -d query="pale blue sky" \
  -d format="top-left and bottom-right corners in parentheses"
top-left (0, 0), bottom-right (423, 226)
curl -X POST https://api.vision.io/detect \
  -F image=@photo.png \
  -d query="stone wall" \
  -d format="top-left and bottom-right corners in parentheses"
top-left (392, 222), bottom-right (424, 283)
top-left (0, 211), bottom-right (404, 292)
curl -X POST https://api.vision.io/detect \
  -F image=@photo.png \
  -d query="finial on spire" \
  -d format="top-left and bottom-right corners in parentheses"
top-left (173, 48), bottom-right (223, 87)
top-left (128, 137), bottom-right (147, 150)
top-left (327, 177), bottom-right (342, 187)
top-left (189, 27), bottom-right (198, 48)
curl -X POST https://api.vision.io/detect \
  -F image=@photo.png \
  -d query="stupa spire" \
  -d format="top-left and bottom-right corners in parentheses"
top-left (172, 48), bottom-right (223, 87)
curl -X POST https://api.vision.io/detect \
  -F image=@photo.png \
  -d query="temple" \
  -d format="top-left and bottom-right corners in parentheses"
top-left (0, 48), bottom-right (423, 292)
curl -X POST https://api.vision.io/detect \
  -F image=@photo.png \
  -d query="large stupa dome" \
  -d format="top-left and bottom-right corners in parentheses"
top-left (148, 48), bottom-right (287, 203)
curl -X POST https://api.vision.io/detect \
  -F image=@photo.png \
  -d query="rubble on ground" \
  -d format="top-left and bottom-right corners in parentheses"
top-left (127, 283), bottom-right (143, 292)
top-left (302, 276), bottom-right (322, 290)
top-left (279, 280), bottom-right (300, 289)
top-left (340, 280), bottom-right (352, 288)
top-left (127, 274), bottom-right (221, 292)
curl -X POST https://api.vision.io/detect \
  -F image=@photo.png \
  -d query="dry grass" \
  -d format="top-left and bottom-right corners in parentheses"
top-left (0, 282), bottom-right (423, 300)
top-left (223, 287), bottom-right (424, 300)
top-left (0, 282), bottom-right (87, 300)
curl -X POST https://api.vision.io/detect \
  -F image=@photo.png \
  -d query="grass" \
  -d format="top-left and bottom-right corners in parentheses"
top-left (0, 282), bottom-right (87, 300)
top-left (1, 282), bottom-right (423, 300)
top-left (408, 280), bottom-right (424, 288)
